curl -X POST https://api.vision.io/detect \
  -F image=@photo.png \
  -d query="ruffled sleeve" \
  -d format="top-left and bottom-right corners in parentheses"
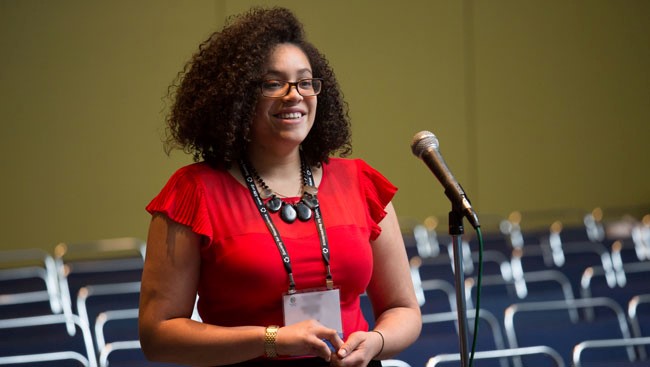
top-left (355, 159), bottom-right (398, 241)
top-left (145, 164), bottom-right (214, 240)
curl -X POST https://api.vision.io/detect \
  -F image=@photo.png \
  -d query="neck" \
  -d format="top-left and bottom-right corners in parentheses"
top-left (246, 145), bottom-right (304, 197)
top-left (246, 145), bottom-right (302, 179)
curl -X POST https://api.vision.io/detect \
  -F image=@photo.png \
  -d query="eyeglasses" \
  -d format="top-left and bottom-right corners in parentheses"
top-left (260, 78), bottom-right (323, 98)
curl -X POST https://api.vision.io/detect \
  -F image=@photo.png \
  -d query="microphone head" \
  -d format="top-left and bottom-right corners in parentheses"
top-left (411, 130), bottom-right (439, 158)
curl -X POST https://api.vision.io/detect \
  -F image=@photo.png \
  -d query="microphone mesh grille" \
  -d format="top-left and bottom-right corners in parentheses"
top-left (411, 131), bottom-right (439, 158)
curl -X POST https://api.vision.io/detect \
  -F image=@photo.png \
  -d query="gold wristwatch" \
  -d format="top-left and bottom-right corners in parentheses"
top-left (264, 325), bottom-right (279, 358)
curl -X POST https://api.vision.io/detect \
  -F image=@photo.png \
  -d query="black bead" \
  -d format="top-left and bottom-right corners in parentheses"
top-left (302, 194), bottom-right (319, 209)
top-left (260, 188), bottom-right (274, 199)
top-left (266, 197), bottom-right (282, 212)
top-left (280, 202), bottom-right (297, 223)
top-left (296, 202), bottom-right (312, 222)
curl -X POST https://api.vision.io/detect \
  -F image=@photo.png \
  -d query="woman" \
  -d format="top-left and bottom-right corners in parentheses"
top-left (139, 7), bottom-right (421, 367)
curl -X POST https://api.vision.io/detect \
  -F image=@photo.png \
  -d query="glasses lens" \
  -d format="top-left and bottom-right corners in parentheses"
top-left (297, 79), bottom-right (321, 96)
top-left (260, 79), bottom-right (322, 97)
top-left (261, 80), bottom-right (287, 98)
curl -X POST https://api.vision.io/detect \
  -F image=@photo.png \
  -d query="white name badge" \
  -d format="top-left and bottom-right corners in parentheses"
top-left (283, 289), bottom-right (343, 335)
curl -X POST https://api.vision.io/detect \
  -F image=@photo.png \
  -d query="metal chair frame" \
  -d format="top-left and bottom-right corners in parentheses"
top-left (628, 294), bottom-right (650, 359)
top-left (427, 345), bottom-right (565, 367)
top-left (0, 248), bottom-right (61, 314)
top-left (573, 336), bottom-right (650, 367)
top-left (504, 297), bottom-right (634, 367)
top-left (54, 237), bottom-right (145, 336)
top-left (0, 313), bottom-right (97, 367)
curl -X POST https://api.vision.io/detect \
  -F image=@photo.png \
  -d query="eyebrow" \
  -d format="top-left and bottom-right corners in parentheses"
top-left (264, 68), bottom-right (313, 78)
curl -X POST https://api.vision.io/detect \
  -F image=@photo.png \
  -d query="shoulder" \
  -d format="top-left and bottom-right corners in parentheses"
top-left (157, 162), bottom-right (234, 195)
top-left (325, 157), bottom-right (382, 176)
top-left (174, 161), bottom-right (217, 175)
top-left (170, 162), bottom-right (227, 182)
top-left (325, 157), bottom-right (370, 169)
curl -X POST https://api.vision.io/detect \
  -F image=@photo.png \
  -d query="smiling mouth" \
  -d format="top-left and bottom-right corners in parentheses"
top-left (275, 112), bottom-right (303, 120)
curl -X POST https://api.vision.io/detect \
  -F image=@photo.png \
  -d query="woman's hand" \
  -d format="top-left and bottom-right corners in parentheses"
top-left (275, 319), bottom-right (344, 361)
top-left (331, 330), bottom-right (383, 367)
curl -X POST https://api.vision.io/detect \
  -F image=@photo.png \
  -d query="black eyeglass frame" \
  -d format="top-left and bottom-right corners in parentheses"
top-left (259, 78), bottom-right (323, 98)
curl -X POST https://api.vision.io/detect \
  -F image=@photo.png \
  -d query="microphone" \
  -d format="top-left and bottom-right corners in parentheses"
top-left (411, 131), bottom-right (480, 229)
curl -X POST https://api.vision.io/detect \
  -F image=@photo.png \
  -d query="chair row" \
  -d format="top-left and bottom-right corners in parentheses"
top-left (408, 209), bottom-right (650, 268)
top-left (424, 338), bottom-right (650, 367)
top-left (0, 305), bottom-right (183, 367)
top-left (382, 239), bottom-right (650, 367)
top-left (0, 238), bottom-right (145, 317)
top-left (385, 293), bottom-right (650, 367)
top-left (409, 222), bottom-right (650, 312)
top-left (0, 238), bottom-right (156, 366)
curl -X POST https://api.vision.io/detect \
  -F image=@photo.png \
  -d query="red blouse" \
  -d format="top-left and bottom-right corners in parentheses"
top-left (146, 158), bottom-right (397, 338)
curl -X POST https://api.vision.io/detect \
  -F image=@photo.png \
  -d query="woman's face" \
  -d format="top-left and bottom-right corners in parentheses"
top-left (250, 43), bottom-right (317, 153)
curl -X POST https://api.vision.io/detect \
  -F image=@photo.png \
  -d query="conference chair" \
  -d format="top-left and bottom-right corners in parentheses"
top-left (0, 248), bottom-right (61, 318)
top-left (628, 294), bottom-right (650, 359)
top-left (0, 313), bottom-right (96, 367)
top-left (54, 237), bottom-right (145, 331)
top-left (397, 308), bottom-right (508, 367)
top-left (511, 222), bottom-right (616, 294)
top-left (427, 345), bottom-right (565, 367)
top-left (504, 297), bottom-right (634, 367)
top-left (75, 282), bottom-right (141, 355)
top-left (580, 261), bottom-right (650, 321)
top-left (465, 268), bottom-right (579, 325)
top-left (95, 303), bottom-right (200, 367)
top-left (572, 336), bottom-right (650, 367)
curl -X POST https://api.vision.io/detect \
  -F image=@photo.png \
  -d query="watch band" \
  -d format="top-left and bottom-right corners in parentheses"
top-left (264, 325), bottom-right (279, 358)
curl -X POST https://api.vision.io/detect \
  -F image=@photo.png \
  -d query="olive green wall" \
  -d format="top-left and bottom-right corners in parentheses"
top-left (1, 0), bottom-right (648, 250)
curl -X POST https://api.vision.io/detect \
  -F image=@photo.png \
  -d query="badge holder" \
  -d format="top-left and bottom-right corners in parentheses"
top-left (282, 287), bottom-right (343, 337)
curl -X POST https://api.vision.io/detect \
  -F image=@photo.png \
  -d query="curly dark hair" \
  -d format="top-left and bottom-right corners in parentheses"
top-left (164, 6), bottom-right (351, 168)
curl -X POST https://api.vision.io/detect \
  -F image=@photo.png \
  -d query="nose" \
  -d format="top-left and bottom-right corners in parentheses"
top-left (282, 84), bottom-right (303, 101)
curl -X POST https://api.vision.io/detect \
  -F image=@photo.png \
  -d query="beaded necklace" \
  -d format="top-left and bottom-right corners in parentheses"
top-left (247, 156), bottom-right (319, 224)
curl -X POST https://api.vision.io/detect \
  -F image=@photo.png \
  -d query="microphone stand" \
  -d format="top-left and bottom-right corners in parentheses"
top-left (449, 206), bottom-right (470, 367)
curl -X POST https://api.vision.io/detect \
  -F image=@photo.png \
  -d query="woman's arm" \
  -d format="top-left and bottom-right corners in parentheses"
top-left (139, 213), bottom-right (265, 365)
top-left (335, 202), bottom-right (422, 366)
top-left (139, 213), bottom-right (342, 366)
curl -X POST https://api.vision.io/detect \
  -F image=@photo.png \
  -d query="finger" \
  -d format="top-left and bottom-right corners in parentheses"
top-left (309, 336), bottom-right (334, 362)
top-left (329, 352), bottom-right (344, 367)
top-left (319, 328), bottom-right (344, 351)
top-left (330, 332), bottom-right (345, 350)
top-left (316, 328), bottom-right (342, 360)
top-left (337, 331), bottom-right (363, 359)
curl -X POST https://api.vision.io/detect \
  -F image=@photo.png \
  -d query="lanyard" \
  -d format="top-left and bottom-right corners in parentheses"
top-left (239, 158), bottom-right (333, 294)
